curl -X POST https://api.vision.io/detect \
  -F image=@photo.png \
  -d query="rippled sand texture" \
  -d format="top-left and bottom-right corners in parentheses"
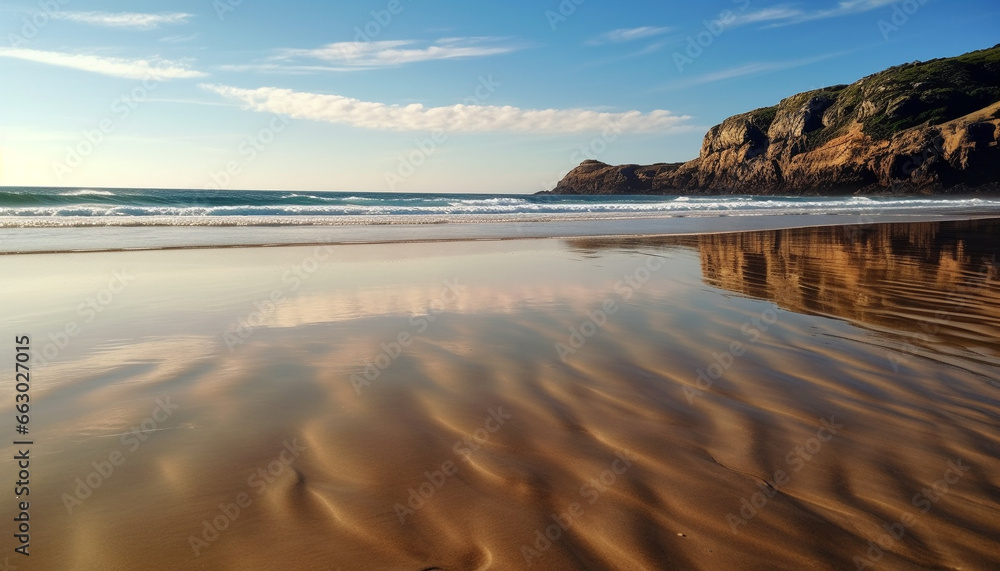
top-left (2, 220), bottom-right (999, 570)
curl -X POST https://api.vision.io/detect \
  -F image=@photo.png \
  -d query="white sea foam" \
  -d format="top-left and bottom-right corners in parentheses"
top-left (58, 189), bottom-right (116, 196)
top-left (1, 190), bottom-right (998, 230)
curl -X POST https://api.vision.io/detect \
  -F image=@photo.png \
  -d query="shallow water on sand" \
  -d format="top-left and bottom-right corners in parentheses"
top-left (2, 220), bottom-right (998, 569)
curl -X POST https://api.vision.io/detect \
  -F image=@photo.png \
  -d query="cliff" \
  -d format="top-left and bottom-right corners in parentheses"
top-left (547, 45), bottom-right (1000, 195)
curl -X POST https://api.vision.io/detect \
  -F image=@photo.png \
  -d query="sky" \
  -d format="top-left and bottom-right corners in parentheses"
top-left (0, 0), bottom-right (997, 193)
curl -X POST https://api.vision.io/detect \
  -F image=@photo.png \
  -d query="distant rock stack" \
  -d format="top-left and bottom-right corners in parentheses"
top-left (545, 44), bottom-right (1000, 195)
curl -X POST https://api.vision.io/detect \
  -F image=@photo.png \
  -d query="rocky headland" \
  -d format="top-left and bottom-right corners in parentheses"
top-left (545, 45), bottom-right (1000, 195)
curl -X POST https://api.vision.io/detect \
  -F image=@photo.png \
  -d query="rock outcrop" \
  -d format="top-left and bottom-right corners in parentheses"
top-left (547, 45), bottom-right (1000, 195)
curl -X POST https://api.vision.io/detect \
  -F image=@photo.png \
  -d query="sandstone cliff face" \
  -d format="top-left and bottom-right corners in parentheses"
top-left (549, 45), bottom-right (1000, 195)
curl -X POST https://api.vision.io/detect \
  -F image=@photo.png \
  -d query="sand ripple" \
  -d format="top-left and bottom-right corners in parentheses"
top-left (5, 220), bottom-right (999, 569)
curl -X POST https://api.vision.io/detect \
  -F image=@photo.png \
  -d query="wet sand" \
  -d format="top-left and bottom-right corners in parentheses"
top-left (2, 219), bottom-right (999, 570)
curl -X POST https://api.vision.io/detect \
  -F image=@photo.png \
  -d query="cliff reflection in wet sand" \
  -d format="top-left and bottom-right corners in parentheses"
top-left (571, 219), bottom-right (1000, 377)
top-left (696, 220), bottom-right (1000, 374)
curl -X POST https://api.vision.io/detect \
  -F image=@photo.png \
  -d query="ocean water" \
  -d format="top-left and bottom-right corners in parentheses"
top-left (3, 187), bottom-right (1000, 227)
top-left (3, 187), bottom-right (1000, 253)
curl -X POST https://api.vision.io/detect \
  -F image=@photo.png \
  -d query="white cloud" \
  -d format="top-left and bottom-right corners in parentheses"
top-left (730, 6), bottom-right (806, 26)
top-left (591, 26), bottom-right (673, 44)
top-left (801, 0), bottom-right (898, 21)
top-left (0, 48), bottom-right (206, 80)
top-left (735, 0), bottom-right (898, 27)
top-left (274, 38), bottom-right (522, 68)
top-left (836, 0), bottom-right (898, 11)
top-left (52, 11), bottom-right (192, 30)
top-left (201, 84), bottom-right (690, 134)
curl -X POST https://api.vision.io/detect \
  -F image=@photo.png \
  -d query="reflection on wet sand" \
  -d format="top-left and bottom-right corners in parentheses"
top-left (571, 219), bottom-right (1000, 376)
top-left (3, 221), bottom-right (999, 570)
top-left (698, 222), bottom-right (1000, 361)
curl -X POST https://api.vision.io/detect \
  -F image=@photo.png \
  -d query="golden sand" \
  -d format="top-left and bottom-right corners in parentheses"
top-left (3, 220), bottom-right (999, 570)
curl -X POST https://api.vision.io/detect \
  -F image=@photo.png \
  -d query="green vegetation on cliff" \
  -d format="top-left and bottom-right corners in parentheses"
top-left (745, 105), bottom-right (779, 132)
top-left (825, 44), bottom-right (1000, 142)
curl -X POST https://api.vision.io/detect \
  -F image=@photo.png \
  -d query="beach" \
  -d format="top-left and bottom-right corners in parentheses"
top-left (2, 217), bottom-right (999, 569)
top-left (4, 1), bottom-right (1000, 567)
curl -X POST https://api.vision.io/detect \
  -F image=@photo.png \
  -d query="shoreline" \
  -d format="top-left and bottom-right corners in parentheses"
top-left (4, 212), bottom-right (1000, 254)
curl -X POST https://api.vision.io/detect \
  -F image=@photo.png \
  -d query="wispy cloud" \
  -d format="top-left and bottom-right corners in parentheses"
top-left (629, 42), bottom-right (670, 57)
top-left (589, 26), bottom-right (673, 45)
top-left (677, 62), bottom-right (791, 86)
top-left (582, 41), bottom-right (671, 68)
top-left (218, 63), bottom-right (368, 74)
top-left (730, 6), bottom-right (806, 26)
top-left (0, 48), bottom-right (206, 80)
top-left (146, 98), bottom-right (236, 108)
top-left (201, 84), bottom-right (690, 134)
top-left (52, 11), bottom-right (193, 30)
top-left (734, 0), bottom-right (898, 27)
top-left (273, 37), bottom-right (523, 68)
top-left (160, 34), bottom-right (199, 43)
top-left (660, 51), bottom-right (850, 90)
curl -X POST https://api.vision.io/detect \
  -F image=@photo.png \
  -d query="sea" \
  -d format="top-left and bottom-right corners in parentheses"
top-left (3, 187), bottom-right (1000, 253)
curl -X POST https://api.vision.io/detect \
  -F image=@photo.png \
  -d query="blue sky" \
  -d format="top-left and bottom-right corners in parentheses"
top-left (0, 0), bottom-right (997, 193)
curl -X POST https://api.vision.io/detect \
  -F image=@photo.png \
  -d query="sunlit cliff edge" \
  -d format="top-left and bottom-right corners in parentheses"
top-left (545, 45), bottom-right (1000, 196)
